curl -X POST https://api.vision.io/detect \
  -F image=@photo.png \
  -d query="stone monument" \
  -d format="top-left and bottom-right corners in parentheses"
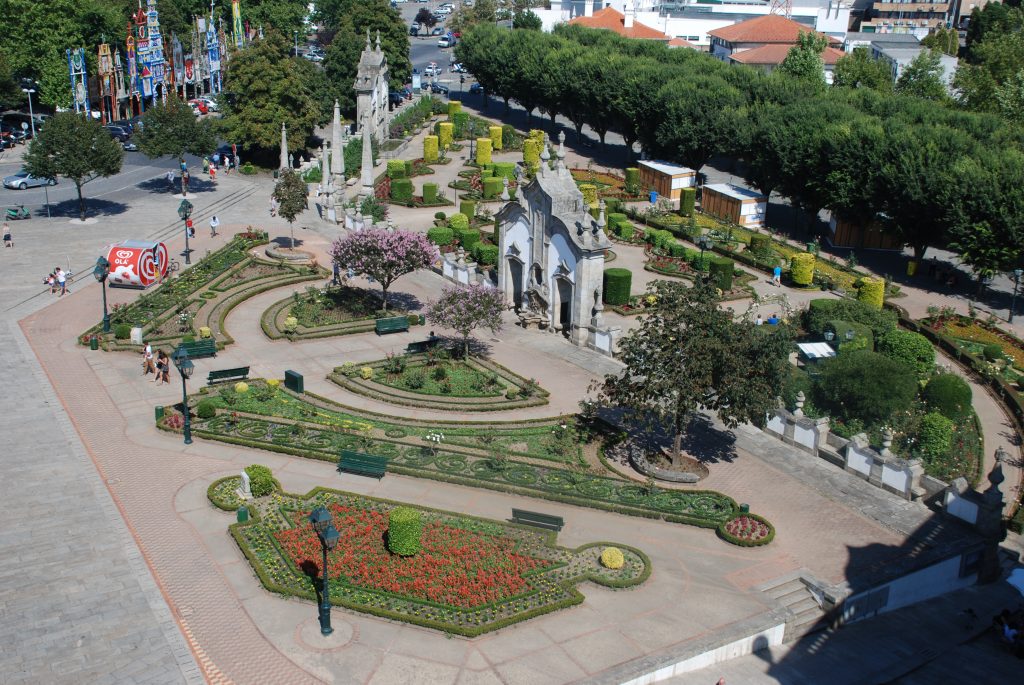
top-left (279, 122), bottom-right (289, 170)
top-left (359, 110), bottom-right (375, 198)
top-left (495, 132), bottom-right (619, 355)
top-left (237, 469), bottom-right (252, 500)
top-left (354, 29), bottom-right (390, 144)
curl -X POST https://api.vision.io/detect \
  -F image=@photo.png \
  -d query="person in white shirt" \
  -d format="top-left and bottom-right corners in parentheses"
top-left (56, 268), bottom-right (68, 296)
top-left (142, 342), bottom-right (155, 376)
top-left (210, 215), bottom-right (220, 237)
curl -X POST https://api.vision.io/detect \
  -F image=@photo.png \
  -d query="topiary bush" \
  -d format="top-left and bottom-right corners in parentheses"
top-left (523, 139), bottom-right (540, 172)
top-left (386, 159), bottom-right (406, 179)
top-left (387, 506), bottom-right (422, 556)
top-left (447, 101), bottom-right (462, 117)
top-left (452, 112), bottom-right (469, 138)
top-left (624, 167), bottom-right (640, 195)
top-left (813, 350), bottom-right (917, 425)
top-left (826, 319), bottom-right (874, 353)
top-left (616, 222), bottom-right (634, 240)
top-left (235, 382), bottom-right (249, 394)
top-left (423, 135), bottom-right (439, 163)
top-left (983, 343), bottom-right (1004, 361)
top-left (456, 228), bottom-right (481, 250)
top-left (438, 122), bottom-right (454, 150)
top-left (802, 298), bottom-right (897, 338)
top-left (668, 242), bottom-right (689, 258)
top-left (482, 176), bottom-right (502, 199)
top-left (422, 182), bottom-right (438, 204)
top-left (646, 228), bottom-right (674, 251)
top-left (603, 268), bottom-right (632, 305)
top-left (579, 183), bottom-right (598, 207)
top-left (492, 162), bottom-right (515, 180)
top-left (749, 233), bottom-right (771, 256)
top-left (476, 138), bottom-right (492, 165)
top-left (460, 200), bottom-right (476, 218)
top-left (391, 178), bottom-right (414, 202)
top-left (196, 399), bottom-right (217, 419)
top-left (790, 253), bottom-right (815, 286)
top-left (876, 329), bottom-right (935, 376)
top-left (427, 226), bottom-right (455, 246)
top-left (114, 323), bottom-right (131, 340)
top-left (449, 212), bottom-right (469, 231)
top-left (600, 547), bottom-right (625, 569)
top-left (858, 276), bottom-right (885, 310)
top-left (245, 464), bottom-right (274, 497)
top-left (917, 411), bottom-right (954, 459)
top-left (434, 211), bottom-right (447, 221)
top-left (472, 243), bottom-right (499, 266)
top-left (489, 125), bottom-right (503, 150)
top-left (680, 186), bottom-right (696, 216)
top-left (709, 257), bottom-right (734, 291)
top-left (922, 373), bottom-right (973, 419)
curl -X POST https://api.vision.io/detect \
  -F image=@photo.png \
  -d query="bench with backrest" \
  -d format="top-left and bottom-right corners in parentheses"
top-left (405, 337), bottom-right (439, 355)
top-left (337, 449), bottom-right (388, 479)
top-left (178, 338), bottom-right (217, 359)
top-left (207, 366), bottom-right (250, 385)
top-left (375, 316), bottom-right (410, 335)
top-left (511, 508), bottom-right (564, 532)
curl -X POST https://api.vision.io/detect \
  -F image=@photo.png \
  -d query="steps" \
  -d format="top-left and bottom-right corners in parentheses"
top-left (760, 576), bottom-right (829, 642)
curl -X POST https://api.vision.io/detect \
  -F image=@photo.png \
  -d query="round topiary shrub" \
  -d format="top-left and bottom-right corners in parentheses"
top-left (195, 399), bottom-right (217, 419)
top-left (603, 268), bottom-right (632, 306)
top-left (386, 159), bottom-right (406, 179)
top-left (244, 464), bottom-right (274, 497)
top-left (266, 378), bottom-right (280, 388)
top-left (235, 382), bottom-right (249, 394)
top-left (283, 316), bottom-right (298, 333)
top-left (114, 323), bottom-right (131, 340)
top-left (790, 253), bottom-right (815, 286)
top-left (387, 506), bottom-right (422, 556)
top-left (449, 212), bottom-right (469, 231)
top-left (434, 211), bottom-right (447, 221)
top-left (875, 329), bottom-right (935, 376)
top-left (858, 276), bottom-right (885, 310)
top-left (427, 226), bottom-right (455, 246)
top-left (922, 373), bottom-right (972, 419)
top-left (983, 343), bottom-right (1004, 361)
top-left (360, 366), bottom-right (374, 380)
top-left (709, 257), bottom-right (734, 291)
top-left (917, 411), bottom-right (954, 458)
top-left (600, 547), bottom-right (625, 569)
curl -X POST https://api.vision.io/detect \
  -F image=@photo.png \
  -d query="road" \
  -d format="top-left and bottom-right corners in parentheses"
top-left (398, 0), bottom-right (485, 102)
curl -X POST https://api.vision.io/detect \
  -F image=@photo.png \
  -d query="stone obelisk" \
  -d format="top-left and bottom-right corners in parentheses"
top-left (279, 122), bottom-right (289, 170)
top-left (359, 111), bottom-right (374, 198)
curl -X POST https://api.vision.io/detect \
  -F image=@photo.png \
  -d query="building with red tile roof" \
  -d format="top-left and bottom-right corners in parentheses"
top-left (708, 13), bottom-right (844, 82)
top-left (568, 6), bottom-right (698, 48)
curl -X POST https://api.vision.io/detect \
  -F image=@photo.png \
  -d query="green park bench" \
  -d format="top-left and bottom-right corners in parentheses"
top-left (375, 316), bottom-right (410, 335)
top-left (207, 366), bottom-right (250, 385)
top-left (511, 508), bottom-right (564, 532)
top-left (337, 449), bottom-right (388, 479)
top-left (405, 337), bottom-right (439, 354)
top-left (178, 338), bottom-right (217, 359)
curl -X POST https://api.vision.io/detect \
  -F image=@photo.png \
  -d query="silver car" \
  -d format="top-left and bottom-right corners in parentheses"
top-left (3, 170), bottom-right (56, 190)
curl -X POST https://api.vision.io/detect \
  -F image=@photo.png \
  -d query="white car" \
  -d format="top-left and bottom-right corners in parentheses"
top-left (424, 63), bottom-right (440, 77)
top-left (438, 36), bottom-right (455, 48)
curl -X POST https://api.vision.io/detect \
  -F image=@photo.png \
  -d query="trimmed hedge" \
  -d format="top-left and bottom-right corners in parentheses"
top-left (922, 373), bottom-right (973, 419)
top-left (387, 159), bottom-right (407, 179)
top-left (476, 138), bottom-right (492, 165)
top-left (680, 187), bottom-right (696, 216)
top-left (790, 253), bottom-right (815, 286)
top-left (456, 228), bottom-right (481, 250)
top-left (245, 464), bottom-right (275, 497)
top-left (472, 243), bottom-right (499, 266)
top-left (749, 233), bottom-right (771, 254)
top-left (387, 506), bottom-right (423, 556)
top-left (489, 125), bottom-right (503, 150)
top-left (459, 200), bottom-right (476, 218)
top-left (716, 513), bottom-right (776, 547)
top-left (709, 257), bottom-right (734, 291)
top-left (492, 162), bottom-right (516, 180)
top-left (615, 222), bottom-right (634, 240)
top-left (579, 183), bottom-right (598, 207)
top-left (803, 298), bottom-right (897, 338)
top-left (646, 228), bottom-right (674, 251)
top-left (427, 226), bottom-right (454, 246)
top-left (876, 328), bottom-right (935, 375)
top-left (196, 400), bottom-right (217, 419)
top-left (523, 139), bottom-right (541, 171)
top-left (827, 319), bottom-right (874, 352)
top-left (447, 101), bottom-right (462, 117)
top-left (422, 182), bottom-right (438, 204)
top-left (423, 135), bottom-right (439, 163)
top-left (452, 112), bottom-right (469, 138)
top-left (483, 176), bottom-right (502, 199)
top-left (624, 167), bottom-right (640, 193)
top-left (390, 177), bottom-right (414, 202)
top-left (858, 276), bottom-right (885, 309)
top-left (449, 212), bottom-right (469, 231)
top-left (603, 268), bottom-right (632, 305)
top-left (438, 122), bottom-right (454, 150)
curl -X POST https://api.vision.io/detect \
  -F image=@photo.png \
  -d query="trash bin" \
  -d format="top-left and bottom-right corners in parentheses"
top-left (89, 335), bottom-right (99, 351)
top-left (284, 369), bottom-right (304, 394)
top-left (649, 190), bottom-right (658, 204)
top-left (155, 405), bottom-right (165, 421)
top-left (906, 260), bottom-right (917, 277)
top-left (237, 506), bottom-right (249, 523)
top-left (739, 503), bottom-right (750, 514)
top-left (418, 314), bottom-right (426, 326)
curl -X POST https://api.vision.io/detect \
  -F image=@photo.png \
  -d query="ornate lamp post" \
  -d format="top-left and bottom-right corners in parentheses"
top-left (177, 199), bottom-right (194, 264)
top-left (1011, 268), bottom-right (1023, 324)
top-left (93, 256), bottom-right (111, 333)
top-left (308, 507), bottom-right (339, 635)
top-left (697, 234), bottom-right (713, 270)
top-left (171, 346), bottom-right (194, 444)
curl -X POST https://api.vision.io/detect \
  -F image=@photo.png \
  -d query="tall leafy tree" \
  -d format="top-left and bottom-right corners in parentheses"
top-left (921, 27), bottom-right (960, 56)
top-left (513, 10), bottom-right (542, 31)
top-left (895, 49), bottom-right (950, 102)
top-left (777, 31), bottom-right (829, 88)
top-left (23, 112), bottom-right (123, 220)
top-left (137, 96), bottom-right (217, 163)
top-left (954, 30), bottom-right (1024, 113)
top-left (330, 229), bottom-right (438, 311)
top-left (832, 47), bottom-right (894, 93)
top-left (594, 280), bottom-right (791, 466)
top-left (427, 285), bottom-right (505, 358)
top-left (0, 53), bottom-right (22, 110)
top-left (272, 169), bottom-right (308, 248)
top-left (996, 70), bottom-right (1024, 124)
top-left (649, 75), bottom-right (743, 171)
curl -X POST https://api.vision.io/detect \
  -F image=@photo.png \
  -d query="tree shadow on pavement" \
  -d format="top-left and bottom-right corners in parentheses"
top-left (271, 236), bottom-right (304, 249)
top-left (135, 177), bottom-right (181, 195)
top-left (595, 408), bottom-right (738, 464)
top-left (45, 198), bottom-right (129, 218)
top-left (383, 290), bottom-right (422, 313)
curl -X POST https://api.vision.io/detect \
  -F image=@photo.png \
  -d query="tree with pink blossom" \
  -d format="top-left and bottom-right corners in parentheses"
top-left (427, 284), bottom-right (506, 358)
top-left (331, 229), bottom-right (439, 311)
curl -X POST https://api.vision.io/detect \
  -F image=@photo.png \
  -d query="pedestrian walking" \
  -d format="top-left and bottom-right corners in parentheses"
top-left (142, 342), bottom-right (155, 376)
top-left (160, 351), bottom-right (170, 383)
top-left (222, 156), bottom-right (229, 175)
top-left (3, 222), bottom-right (11, 248)
top-left (202, 157), bottom-right (210, 173)
top-left (269, 197), bottom-right (278, 217)
top-left (154, 349), bottom-right (166, 383)
top-left (332, 261), bottom-right (341, 286)
top-left (209, 165), bottom-right (217, 182)
top-left (209, 215), bottom-right (220, 237)
top-left (56, 267), bottom-right (68, 296)
top-left (772, 264), bottom-right (782, 287)
top-left (166, 170), bottom-right (175, 189)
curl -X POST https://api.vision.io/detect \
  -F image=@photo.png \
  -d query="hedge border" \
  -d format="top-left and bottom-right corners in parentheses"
top-left (715, 512), bottom-right (776, 547)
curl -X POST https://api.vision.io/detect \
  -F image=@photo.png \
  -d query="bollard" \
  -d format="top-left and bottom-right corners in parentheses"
top-left (237, 506), bottom-right (249, 523)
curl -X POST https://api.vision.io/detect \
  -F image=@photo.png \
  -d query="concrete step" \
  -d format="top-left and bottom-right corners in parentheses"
top-left (786, 596), bottom-right (822, 616)
top-left (764, 578), bottom-right (805, 600)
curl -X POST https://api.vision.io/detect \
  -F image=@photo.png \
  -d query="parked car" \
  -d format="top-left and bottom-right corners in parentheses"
top-left (438, 36), bottom-right (455, 48)
top-left (431, 27), bottom-right (445, 36)
top-left (189, 99), bottom-right (208, 114)
top-left (400, 86), bottom-right (413, 100)
top-left (430, 82), bottom-right (450, 96)
top-left (424, 63), bottom-right (440, 77)
top-left (196, 97), bottom-right (219, 112)
top-left (451, 63), bottom-right (468, 73)
top-left (0, 124), bottom-right (27, 144)
top-left (388, 91), bottom-right (405, 108)
top-left (110, 119), bottom-right (134, 133)
top-left (469, 82), bottom-right (484, 95)
top-left (189, 103), bottom-right (201, 116)
top-left (103, 124), bottom-right (131, 142)
top-left (3, 170), bottom-right (56, 190)
top-left (409, 25), bottom-right (419, 36)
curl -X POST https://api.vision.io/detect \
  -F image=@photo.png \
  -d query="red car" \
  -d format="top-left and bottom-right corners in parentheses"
top-left (188, 99), bottom-right (208, 115)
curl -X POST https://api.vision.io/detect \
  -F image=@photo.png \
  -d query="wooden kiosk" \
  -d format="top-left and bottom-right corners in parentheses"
top-left (637, 160), bottom-right (696, 203)
top-left (701, 183), bottom-right (767, 228)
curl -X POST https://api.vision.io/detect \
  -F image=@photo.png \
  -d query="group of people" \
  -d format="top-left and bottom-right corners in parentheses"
top-left (755, 313), bottom-right (781, 326)
top-left (43, 266), bottom-right (69, 296)
top-left (203, 152), bottom-right (238, 181)
top-left (141, 342), bottom-right (171, 384)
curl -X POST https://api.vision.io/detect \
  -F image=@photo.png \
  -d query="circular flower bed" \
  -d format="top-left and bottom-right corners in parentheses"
top-left (717, 513), bottom-right (775, 547)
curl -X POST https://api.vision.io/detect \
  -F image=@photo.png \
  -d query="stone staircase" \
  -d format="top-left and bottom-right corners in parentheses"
top-left (758, 574), bottom-right (829, 643)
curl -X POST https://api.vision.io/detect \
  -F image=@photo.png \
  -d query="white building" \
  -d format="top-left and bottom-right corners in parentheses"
top-left (871, 45), bottom-right (958, 87)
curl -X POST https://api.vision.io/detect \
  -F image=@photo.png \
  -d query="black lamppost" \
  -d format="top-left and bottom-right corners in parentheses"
top-left (93, 256), bottom-right (111, 333)
top-left (1011, 268), bottom-right (1023, 324)
top-left (171, 346), bottom-right (194, 445)
top-left (178, 199), bottom-right (194, 265)
top-left (308, 507), bottom-right (340, 635)
top-left (697, 234), bottom-right (713, 270)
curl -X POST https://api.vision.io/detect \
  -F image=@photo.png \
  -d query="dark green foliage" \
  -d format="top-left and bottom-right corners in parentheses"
top-left (492, 162), bottom-right (516, 180)
top-left (615, 222), bottom-right (635, 240)
top-left (460, 200), bottom-right (476, 218)
top-left (708, 257), bottom-right (734, 290)
top-left (137, 95), bottom-right (216, 162)
top-left (427, 226), bottom-right (454, 246)
top-left (668, 242), bottom-right (689, 258)
top-left (749, 234), bottom-right (771, 255)
top-left (196, 400), bottom-right (217, 420)
top-left (645, 229), bottom-right (674, 251)
top-left (387, 159), bottom-right (407, 178)
top-left (472, 244), bottom-right (499, 266)
top-left (603, 268), bottom-right (632, 305)
top-left (813, 350), bottom-right (918, 425)
top-left (482, 176), bottom-right (502, 198)
top-left (680, 187), bottom-right (696, 216)
top-left (114, 324), bottom-right (131, 340)
top-left (434, 211), bottom-right (447, 221)
top-left (781, 365), bottom-right (814, 411)
top-left (422, 182), bottom-right (438, 203)
top-left (404, 160), bottom-right (414, 177)
top-left (983, 343), bottom-right (1004, 361)
top-left (452, 111), bottom-right (470, 138)
top-left (245, 464), bottom-right (275, 497)
top-left (456, 228), bottom-right (481, 250)
top-left (273, 169), bottom-right (309, 248)
top-left (875, 329), bottom-right (936, 375)
top-left (624, 167), bottom-right (640, 194)
top-left (826, 319), bottom-right (874, 353)
top-left (918, 412), bottom-right (954, 458)
top-left (802, 298), bottom-right (897, 338)
top-left (922, 373), bottom-right (973, 419)
top-left (391, 178), bottom-right (414, 202)
top-left (387, 506), bottom-right (423, 556)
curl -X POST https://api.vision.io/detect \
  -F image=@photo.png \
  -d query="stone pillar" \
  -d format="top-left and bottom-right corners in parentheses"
top-left (331, 99), bottom-right (344, 184)
top-left (360, 110), bottom-right (374, 198)
top-left (279, 122), bottom-right (289, 170)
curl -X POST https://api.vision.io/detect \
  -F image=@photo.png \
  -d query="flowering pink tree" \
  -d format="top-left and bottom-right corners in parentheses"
top-left (428, 285), bottom-right (506, 358)
top-left (331, 229), bottom-right (439, 311)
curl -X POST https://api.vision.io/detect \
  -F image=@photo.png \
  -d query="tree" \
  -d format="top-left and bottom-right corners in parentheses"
top-left (777, 31), bottom-right (829, 87)
top-left (137, 96), bottom-right (216, 172)
top-left (427, 285), bottom-right (505, 358)
top-left (895, 49), bottom-right (950, 102)
top-left (996, 70), bottom-right (1024, 124)
top-left (219, 30), bottom-right (323, 161)
top-left (513, 10), bottom-right (542, 31)
top-left (813, 350), bottom-right (918, 426)
top-left (649, 75), bottom-right (743, 171)
top-left (330, 229), bottom-right (438, 311)
top-left (414, 8), bottom-right (438, 28)
top-left (272, 169), bottom-right (308, 248)
top-left (832, 47), bottom-right (894, 93)
top-left (921, 27), bottom-right (960, 56)
top-left (0, 53), bottom-right (22, 110)
top-left (23, 112), bottom-right (122, 220)
top-left (593, 280), bottom-right (791, 466)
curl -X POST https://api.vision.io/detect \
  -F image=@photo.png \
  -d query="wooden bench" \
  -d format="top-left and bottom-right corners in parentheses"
top-left (178, 338), bottom-right (217, 359)
top-left (405, 337), bottom-right (439, 355)
top-left (337, 449), bottom-right (388, 479)
top-left (375, 316), bottom-right (410, 336)
top-left (511, 508), bottom-right (564, 532)
top-left (207, 366), bottom-right (250, 385)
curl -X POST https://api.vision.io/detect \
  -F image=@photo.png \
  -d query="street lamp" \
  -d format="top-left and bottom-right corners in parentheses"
top-left (93, 256), bottom-right (111, 333)
top-left (1011, 268), bottom-right (1023, 324)
top-left (293, 30), bottom-right (299, 57)
top-left (845, 329), bottom-right (855, 342)
top-left (823, 330), bottom-right (835, 344)
top-left (177, 199), bottom-right (194, 265)
top-left (308, 507), bottom-right (340, 636)
top-left (697, 234), bottom-right (713, 268)
top-left (171, 346), bottom-right (194, 445)
top-left (21, 87), bottom-right (37, 139)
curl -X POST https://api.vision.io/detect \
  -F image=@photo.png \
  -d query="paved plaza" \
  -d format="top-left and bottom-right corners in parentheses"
top-left (2, 115), bottom-right (1023, 684)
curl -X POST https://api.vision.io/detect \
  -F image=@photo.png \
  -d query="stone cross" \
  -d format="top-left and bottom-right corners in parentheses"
top-left (239, 469), bottom-right (252, 499)
top-left (880, 428), bottom-right (894, 458)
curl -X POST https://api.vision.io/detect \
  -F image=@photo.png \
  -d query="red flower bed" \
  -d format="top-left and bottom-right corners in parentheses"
top-left (723, 515), bottom-right (771, 542)
top-left (274, 504), bottom-right (551, 608)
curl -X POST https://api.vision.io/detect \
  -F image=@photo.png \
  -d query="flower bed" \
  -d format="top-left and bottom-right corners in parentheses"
top-left (221, 482), bottom-right (651, 636)
top-left (261, 285), bottom-right (418, 341)
top-left (717, 513), bottom-right (775, 547)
